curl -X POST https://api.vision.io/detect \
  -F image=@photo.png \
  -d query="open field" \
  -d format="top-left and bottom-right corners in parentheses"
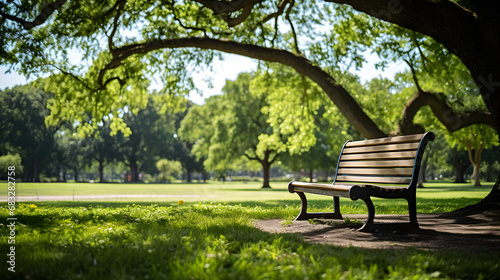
top-left (1, 181), bottom-right (498, 279)
top-left (0, 181), bottom-right (494, 216)
top-left (1, 180), bottom-right (494, 201)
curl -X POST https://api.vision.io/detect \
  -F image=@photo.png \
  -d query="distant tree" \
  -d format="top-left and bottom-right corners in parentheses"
top-left (180, 72), bottom-right (283, 188)
top-left (446, 125), bottom-right (498, 186)
top-left (87, 120), bottom-right (122, 182)
top-left (156, 159), bottom-right (183, 183)
top-left (280, 106), bottom-right (340, 182)
top-left (0, 83), bottom-right (63, 181)
top-left (118, 94), bottom-right (179, 182)
top-left (180, 70), bottom-right (324, 188)
top-left (0, 154), bottom-right (23, 180)
top-left (55, 130), bottom-right (91, 182)
top-left (171, 102), bottom-right (205, 183)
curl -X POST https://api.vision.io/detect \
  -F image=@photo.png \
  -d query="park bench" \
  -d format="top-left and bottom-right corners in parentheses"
top-left (288, 132), bottom-right (435, 232)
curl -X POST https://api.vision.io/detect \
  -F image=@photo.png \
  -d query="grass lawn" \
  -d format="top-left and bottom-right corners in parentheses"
top-left (1, 181), bottom-right (498, 279)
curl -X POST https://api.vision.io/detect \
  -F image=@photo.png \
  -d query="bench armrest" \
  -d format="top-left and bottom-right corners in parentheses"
top-left (288, 181), bottom-right (353, 197)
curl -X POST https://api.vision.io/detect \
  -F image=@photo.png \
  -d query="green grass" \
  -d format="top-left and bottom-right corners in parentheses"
top-left (0, 181), bottom-right (498, 279)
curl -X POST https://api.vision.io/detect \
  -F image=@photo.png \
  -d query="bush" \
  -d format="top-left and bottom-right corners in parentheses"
top-left (0, 153), bottom-right (23, 179)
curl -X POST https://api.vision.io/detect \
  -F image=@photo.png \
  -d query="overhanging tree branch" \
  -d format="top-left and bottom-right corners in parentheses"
top-left (397, 90), bottom-right (495, 135)
top-left (0, 0), bottom-right (67, 30)
top-left (103, 37), bottom-right (386, 139)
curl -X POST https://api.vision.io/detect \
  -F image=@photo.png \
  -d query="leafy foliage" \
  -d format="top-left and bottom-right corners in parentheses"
top-left (0, 83), bottom-right (62, 181)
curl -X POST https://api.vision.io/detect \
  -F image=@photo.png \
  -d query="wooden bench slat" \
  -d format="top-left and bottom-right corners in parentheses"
top-left (289, 181), bottom-right (353, 191)
top-left (336, 175), bottom-right (412, 184)
top-left (340, 151), bottom-right (417, 160)
top-left (294, 186), bottom-right (351, 197)
top-left (337, 167), bottom-right (414, 176)
top-left (338, 159), bottom-right (415, 168)
top-left (344, 134), bottom-right (425, 148)
top-left (342, 143), bottom-right (420, 154)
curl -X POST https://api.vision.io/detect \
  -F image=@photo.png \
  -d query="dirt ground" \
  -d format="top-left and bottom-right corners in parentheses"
top-left (255, 211), bottom-right (500, 251)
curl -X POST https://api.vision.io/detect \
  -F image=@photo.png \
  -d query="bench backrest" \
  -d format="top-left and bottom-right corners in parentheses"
top-left (333, 132), bottom-right (435, 189)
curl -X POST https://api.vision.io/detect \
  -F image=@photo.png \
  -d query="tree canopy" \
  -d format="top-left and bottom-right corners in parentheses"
top-left (1, 0), bottom-right (495, 137)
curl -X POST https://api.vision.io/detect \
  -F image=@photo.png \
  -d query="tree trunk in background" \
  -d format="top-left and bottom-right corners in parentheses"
top-left (472, 163), bottom-right (481, 187)
top-left (186, 168), bottom-right (192, 183)
top-left (454, 164), bottom-right (468, 183)
top-left (32, 157), bottom-right (40, 182)
top-left (309, 169), bottom-right (314, 182)
top-left (98, 161), bottom-right (105, 183)
top-left (466, 143), bottom-right (484, 187)
top-left (74, 168), bottom-right (78, 182)
top-left (261, 160), bottom-right (271, 188)
top-left (130, 161), bottom-right (139, 182)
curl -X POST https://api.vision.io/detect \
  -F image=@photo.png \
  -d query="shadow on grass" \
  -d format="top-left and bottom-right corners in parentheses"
top-left (2, 203), bottom-right (500, 280)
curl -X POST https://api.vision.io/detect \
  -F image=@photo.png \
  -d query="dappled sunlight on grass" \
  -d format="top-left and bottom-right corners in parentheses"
top-left (1, 202), bottom-right (499, 279)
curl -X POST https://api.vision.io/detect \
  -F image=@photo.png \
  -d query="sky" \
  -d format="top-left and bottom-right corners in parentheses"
top-left (0, 52), bottom-right (404, 105)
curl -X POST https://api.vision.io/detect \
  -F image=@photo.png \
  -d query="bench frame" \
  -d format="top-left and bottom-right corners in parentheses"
top-left (288, 132), bottom-right (435, 232)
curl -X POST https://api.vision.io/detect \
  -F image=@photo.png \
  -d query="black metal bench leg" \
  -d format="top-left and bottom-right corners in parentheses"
top-left (295, 192), bottom-right (310, 220)
top-left (358, 196), bottom-right (420, 232)
top-left (358, 197), bottom-right (375, 232)
top-left (294, 192), bottom-right (343, 220)
top-left (407, 197), bottom-right (419, 229)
